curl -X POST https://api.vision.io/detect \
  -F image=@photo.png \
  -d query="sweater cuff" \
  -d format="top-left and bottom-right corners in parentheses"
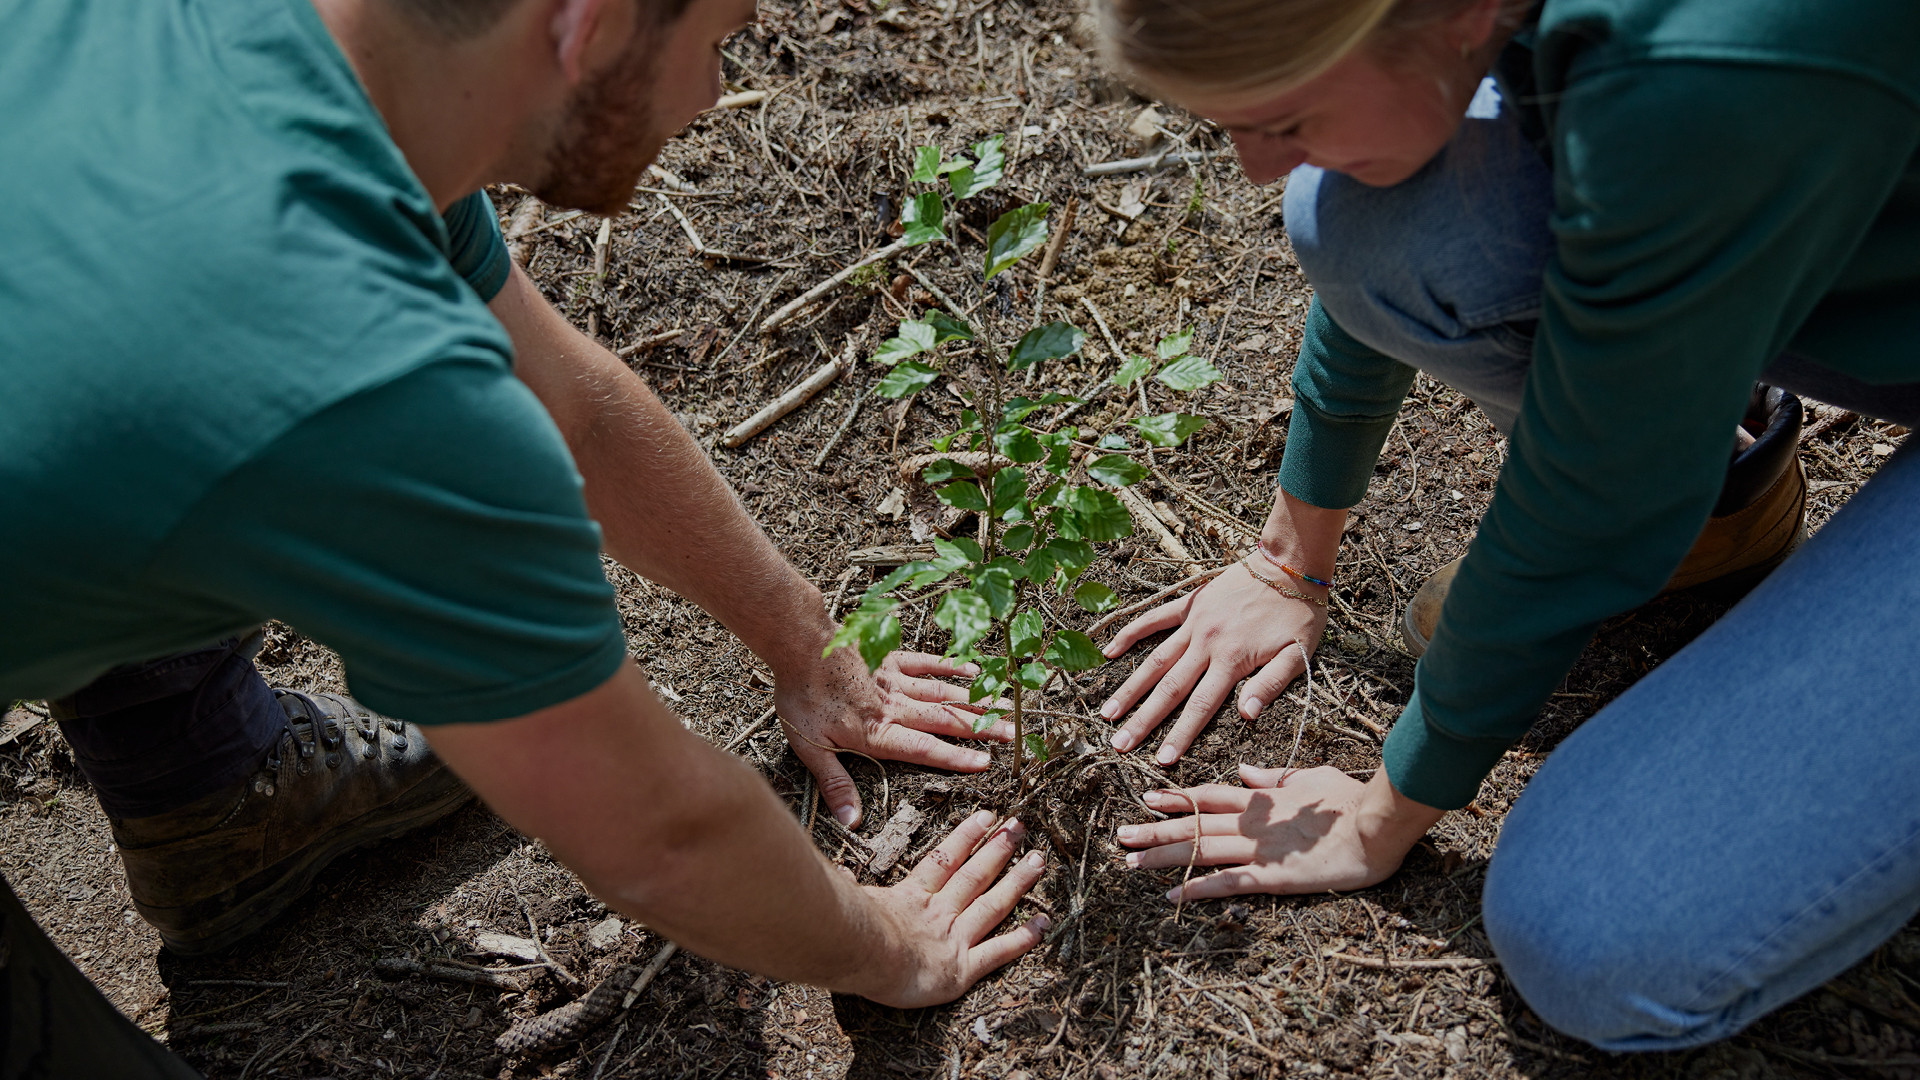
top-left (1276, 397), bottom-right (1396, 509)
top-left (1381, 692), bottom-right (1511, 810)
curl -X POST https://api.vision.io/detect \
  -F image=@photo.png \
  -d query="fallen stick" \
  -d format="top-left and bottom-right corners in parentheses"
top-left (615, 327), bottom-right (687, 357)
top-left (657, 195), bottom-right (777, 264)
top-left (1323, 950), bottom-right (1492, 971)
top-left (851, 543), bottom-right (937, 567)
top-left (722, 350), bottom-right (848, 448)
top-left (1085, 567), bottom-right (1227, 638)
top-left (897, 450), bottom-right (1013, 481)
top-left (645, 163), bottom-right (696, 193)
top-left (1801, 405), bottom-right (1858, 443)
top-left (1036, 195), bottom-right (1078, 284)
top-left (374, 957), bottom-right (527, 991)
top-left (721, 704), bottom-right (779, 753)
top-left (496, 943), bottom-right (680, 1056)
top-left (1117, 485), bottom-right (1201, 575)
top-left (714, 89), bottom-right (769, 109)
top-left (812, 394), bottom-right (866, 469)
top-left (1082, 150), bottom-right (1218, 178)
top-left (761, 237), bottom-right (913, 334)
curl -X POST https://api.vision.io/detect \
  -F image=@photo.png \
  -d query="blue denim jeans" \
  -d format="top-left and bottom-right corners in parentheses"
top-left (1283, 78), bottom-right (1920, 1049)
top-left (50, 632), bottom-right (284, 820)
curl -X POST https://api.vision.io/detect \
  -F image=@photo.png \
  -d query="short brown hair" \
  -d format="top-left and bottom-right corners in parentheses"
top-left (389, 0), bottom-right (698, 41)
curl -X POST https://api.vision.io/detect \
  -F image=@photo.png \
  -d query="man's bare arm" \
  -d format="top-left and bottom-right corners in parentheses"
top-left (422, 664), bottom-right (1047, 1006)
top-left (489, 264), bottom-right (1008, 827)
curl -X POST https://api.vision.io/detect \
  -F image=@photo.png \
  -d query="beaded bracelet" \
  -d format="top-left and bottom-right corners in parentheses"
top-left (1242, 557), bottom-right (1328, 608)
top-left (1253, 544), bottom-right (1336, 589)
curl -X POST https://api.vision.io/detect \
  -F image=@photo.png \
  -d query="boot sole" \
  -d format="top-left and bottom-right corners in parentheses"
top-left (147, 772), bottom-right (473, 956)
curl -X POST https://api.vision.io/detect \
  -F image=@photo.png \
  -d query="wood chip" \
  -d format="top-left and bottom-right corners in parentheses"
top-left (865, 802), bottom-right (927, 875)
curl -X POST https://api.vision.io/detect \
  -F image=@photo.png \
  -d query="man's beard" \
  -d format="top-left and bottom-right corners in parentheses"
top-left (533, 28), bottom-right (668, 216)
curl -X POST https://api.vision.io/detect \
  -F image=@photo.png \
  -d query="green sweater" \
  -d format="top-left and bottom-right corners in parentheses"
top-left (1277, 0), bottom-right (1920, 809)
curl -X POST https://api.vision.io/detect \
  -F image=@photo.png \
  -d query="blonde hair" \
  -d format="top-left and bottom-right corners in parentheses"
top-left (1097, 0), bottom-right (1490, 103)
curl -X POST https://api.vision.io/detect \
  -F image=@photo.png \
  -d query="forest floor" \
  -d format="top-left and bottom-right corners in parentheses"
top-left (3, 0), bottom-right (1916, 1076)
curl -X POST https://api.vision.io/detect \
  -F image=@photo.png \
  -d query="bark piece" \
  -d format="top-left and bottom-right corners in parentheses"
top-left (865, 802), bottom-right (927, 876)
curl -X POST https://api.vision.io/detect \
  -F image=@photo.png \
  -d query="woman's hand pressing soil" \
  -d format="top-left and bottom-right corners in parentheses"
top-left (776, 648), bottom-right (1014, 828)
top-left (1114, 764), bottom-right (1444, 900)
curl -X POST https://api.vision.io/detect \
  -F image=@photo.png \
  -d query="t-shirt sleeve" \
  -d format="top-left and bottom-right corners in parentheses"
top-left (1382, 62), bottom-right (1920, 809)
top-left (442, 191), bottom-right (512, 302)
top-left (1277, 298), bottom-right (1418, 509)
top-left (146, 358), bottom-right (628, 724)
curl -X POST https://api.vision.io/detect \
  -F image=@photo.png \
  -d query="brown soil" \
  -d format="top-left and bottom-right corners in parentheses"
top-left (4, 0), bottom-right (1916, 1077)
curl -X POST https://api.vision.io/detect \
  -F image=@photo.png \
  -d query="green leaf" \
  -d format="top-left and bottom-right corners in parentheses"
top-left (924, 310), bottom-right (974, 343)
top-left (1073, 580), bottom-right (1119, 613)
top-left (902, 191), bottom-right (946, 246)
top-left (1022, 545), bottom-right (1058, 586)
top-left (971, 566), bottom-right (1017, 619)
top-left (949, 536), bottom-right (985, 562)
top-left (1002, 393), bottom-right (1077, 423)
top-left (1007, 322), bottom-right (1086, 370)
top-left (1008, 609), bottom-right (1044, 656)
top-left (1086, 453), bottom-right (1148, 487)
top-left (1131, 412), bottom-right (1210, 447)
top-left (1001, 523), bottom-right (1037, 551)
top-left (1064, 486), bottom-right (1131, 541)
top-left (1113, 353), bottom-right (1154, 390)
top-left (1017, 660), bottom-right (1050, 690)
top-left (988, 467), bottom-right (1028, 521)
top-left (936, 481), bottom-right (989, 511)
top-left (920, 458), bottom-right (975, 483)
top-left (1044, 538), bottom-right (1096, 577)
top-left (1037, 428), bottom-right (1075, 476)
top-left (973, 708), bottom-right (1005, 734)
top-left (969, 134), bottom-right (1006, 188)
top-left (876, 360), bottom-right (939, 398)
top-left (1157, 327), bottom-right (1196, 360)
top-left (911, 540), bottom-right (974, 589)
top-left (823, 608), bottom-right (901, 673)
top-left (1023, 731), bottom-right (1051, 763)
top-left (1098, 432), bottom-right (1131, 450)
top-left (910, 145), bottom-right (943, 183)
top-left (969, 659), bottom-right (1009, 704)
top-left (1033, 481), bottom-right (1070, 509)
top-left (1044, 629), bottom-right (1105, 672)
top-left (873, 320), bottom-right (936, 366)
top-left (984, 203), bottom-right (1050, 281)
top-left (993, 424), bottom-right (1046, 464)
top-left (935, 590), bottom-right (993, 654)
top-left (1155, 355), bottom-right (1224, 392)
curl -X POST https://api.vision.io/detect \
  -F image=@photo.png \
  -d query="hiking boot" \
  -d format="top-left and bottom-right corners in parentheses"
top-left (111, 690), bottom-right (472, 955)
top-left (1401, 386), bottom-right (1808, 657)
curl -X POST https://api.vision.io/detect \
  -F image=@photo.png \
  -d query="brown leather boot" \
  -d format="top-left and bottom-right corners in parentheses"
top-left (1401, 387), bottom-right (1807, 657)
top-left (111, 690), bottom-right (471, 955)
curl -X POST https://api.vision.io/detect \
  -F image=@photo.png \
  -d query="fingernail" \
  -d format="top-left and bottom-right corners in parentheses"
top-left (1156, 746), bottom-right (1178, 765)
top-left (1125, 853), bottom-right (1142, 868)
top-left (1142, 791), bottom-right (1163, 805)
top-left (835, 805), bottom-right (858, 826)
top-left (1116, 825), bottom-right (1137, 840)
top-left (1110, 730), bottom-right (1132, 752)
top-left (1033, 915), bottom-right (1052, 931)
top-left (1165, 887), bottom-right (1182, 902)
top-left (973, 809), bottom-right (994, 826)
top-left (964, 663), bottom-right (981, 676)
top-left (968, 751), bottom-right (991, 769)
top-left (1003, 818), bottom-right (1024, 836)
top-left (1100, 701), bottom-right (1118, 719)
top-left (1244, 697), bottom-right (1262, 716)
top-left (1025, 851), bottom-right (1045, 868)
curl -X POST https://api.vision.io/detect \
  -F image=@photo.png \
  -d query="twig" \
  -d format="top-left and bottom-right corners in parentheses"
top-left (1323, 950), bottom-right (1491, 971)
top-left (722, 705), bottom-right (779, 753)
top-left (897, 450), bottom-right (1012, 480)
top-left (657, 194), bottom-right (778, 263)
top-left (1036, 195), bottom-right (1078, 284)
top-left (1085, 567), bottom-right (1227, 638)
top-left (373, 957), bottom-right (528, 991)
top-left (520, 898), bottom-right (583, 990)
top-left (715, 89), bottom-right (769, 109)
top-left (1191, 1018), bottom-right (1284, 1062)
top-left (1083, 151), bottom-right (1218, 178)
top-left (1801, 406), bottom-right (1858, 443)
top-left (615, 328), bottom-right (687, 357)
top-left (760, 237), bottom-right (914, 333)
top-left (721, 348), bottom-right (848, 448)
top-left (1117, 485), bottom-right (1201, 574)
top-left (496, 943), bottom-right (680, 1056)
top-left (812, 383), bottom-right (868, 468)
top-left (903, 264), bottom-right (968, 318)
top-left (238, 1018), bottom-right (328, 1080)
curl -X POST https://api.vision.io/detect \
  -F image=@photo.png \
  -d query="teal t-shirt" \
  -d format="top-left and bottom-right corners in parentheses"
top-left (0, 0), bottom-right (627, 722)
top-left (1277, 0), bottom-right (1920, 807)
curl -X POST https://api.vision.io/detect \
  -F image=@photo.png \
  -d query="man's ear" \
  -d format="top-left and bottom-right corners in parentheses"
top-left (550, 0), bottom-right (613, 84)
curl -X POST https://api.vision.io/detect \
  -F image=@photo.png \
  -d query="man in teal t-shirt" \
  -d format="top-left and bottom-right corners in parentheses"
top-left (1, 0), bottom-right (1050, 1069)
